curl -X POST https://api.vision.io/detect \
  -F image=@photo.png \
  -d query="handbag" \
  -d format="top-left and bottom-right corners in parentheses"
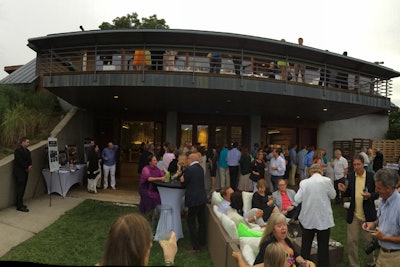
top-left (249, 172), bottom-right (259, 182)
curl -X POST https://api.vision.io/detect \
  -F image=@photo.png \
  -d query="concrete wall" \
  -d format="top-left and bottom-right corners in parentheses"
top-left (318, 113), bottom-right (388, 160)
top-left (0, 108), bottom-right (93, 210)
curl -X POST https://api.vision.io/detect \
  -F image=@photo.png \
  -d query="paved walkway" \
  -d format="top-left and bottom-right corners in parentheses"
top-left (0, 185), bottom-right (140, 257)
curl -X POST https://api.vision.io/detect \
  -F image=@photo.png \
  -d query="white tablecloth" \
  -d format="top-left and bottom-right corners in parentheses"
top-left (42, 164), bottom-right (87, 197)
top-left (156, 183), bottom-right (185, 241)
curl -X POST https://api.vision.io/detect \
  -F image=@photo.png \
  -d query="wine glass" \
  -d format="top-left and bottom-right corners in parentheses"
top-left (293, 229), bottom-right (298, 240)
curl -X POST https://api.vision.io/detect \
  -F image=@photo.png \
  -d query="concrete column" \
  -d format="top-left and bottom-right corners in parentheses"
top-left (166, 111), bottom-right (177, 144)
top-left (250, 115), bottom-right (261, 148)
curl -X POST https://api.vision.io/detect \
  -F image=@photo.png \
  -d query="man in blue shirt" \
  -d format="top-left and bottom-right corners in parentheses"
top-left (363, 168), bottom-right (400, 266)
top-left (102, 141), bottom-right (119, 189)
top-left (227, 142), bottom-right (241, 191)
top-left (296, 145), bottom-right (308, 181)
top-left (304, 146), bottom-right (315, 178)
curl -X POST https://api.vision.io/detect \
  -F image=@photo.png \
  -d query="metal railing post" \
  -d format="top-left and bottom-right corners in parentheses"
top-left (49, 47), bottom-right (53, 83)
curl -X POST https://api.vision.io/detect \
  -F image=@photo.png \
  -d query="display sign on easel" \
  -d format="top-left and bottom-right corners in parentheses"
top-left (48, 138), bottom-right (60, 172)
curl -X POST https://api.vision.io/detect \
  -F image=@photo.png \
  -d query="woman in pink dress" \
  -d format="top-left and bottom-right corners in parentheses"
top-left (139, 155), bottom-right (166, 215)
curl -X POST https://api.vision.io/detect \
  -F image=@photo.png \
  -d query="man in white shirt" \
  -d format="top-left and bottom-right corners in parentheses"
top-left (295, 164), bottom-right (336, 267)
top-left (227, 142), bottom-right (241, 191)
top-left (269, 148), bottom-right (286, 191)
top-left (359, 147), bottom-right (370, 171)
top-left (218, 186), bottom-right (234, 214)
top-left (333, 149), bottom-right (348, 205)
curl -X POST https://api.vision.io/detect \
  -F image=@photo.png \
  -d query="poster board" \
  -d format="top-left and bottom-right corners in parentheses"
top-left (48, 137), bottom-right (60, 172)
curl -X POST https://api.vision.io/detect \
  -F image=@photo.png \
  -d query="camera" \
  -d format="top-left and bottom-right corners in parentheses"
top-left (364, 238), bottom-right (380, 255)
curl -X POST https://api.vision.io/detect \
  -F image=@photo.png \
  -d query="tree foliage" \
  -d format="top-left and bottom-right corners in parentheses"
top-left (386, 107), bottom-right (400, 139)
top-left (98, 12), bottom-right (169, 30)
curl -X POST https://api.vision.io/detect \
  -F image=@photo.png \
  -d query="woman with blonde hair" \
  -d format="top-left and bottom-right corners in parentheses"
top-left (101, 213), bottom-right (177, 266)
top-left (254, 212), bottom-right (310, 266)
top-left (232, 241), bottom-right (287, 267)
top-left (264, 242), bottom-right (287, 267)
top-left (232, 212), bottom-right (311, 267)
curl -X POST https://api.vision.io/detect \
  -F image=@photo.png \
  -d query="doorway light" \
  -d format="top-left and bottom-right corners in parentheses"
top-left (267, 129), bottom-right (280, 135)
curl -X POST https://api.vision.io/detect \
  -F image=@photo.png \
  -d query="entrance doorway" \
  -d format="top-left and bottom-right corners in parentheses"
top-left (119, 121), bottom-right (163, 180)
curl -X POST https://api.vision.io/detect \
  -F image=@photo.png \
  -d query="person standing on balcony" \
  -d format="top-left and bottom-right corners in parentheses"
top-left (102, 141), bottom-right (119, 190)
top-left (277, 39), bottom-right (290, 80)
top-left (13, 137), bottom-right (32, 212)
top-left (335, 51), bottom-right (348, 89)
top-left (227, 142), bottom-right (241, 191)
top-left (294, 37), bottom-right (306, 83)
top-left (207, 52), bottom-right (222, 74)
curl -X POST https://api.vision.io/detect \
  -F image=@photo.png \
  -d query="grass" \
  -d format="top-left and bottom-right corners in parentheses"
top-left (0, 199), bottom-right (378, 266)
top-left (0, 199), bottom-right (213, 266)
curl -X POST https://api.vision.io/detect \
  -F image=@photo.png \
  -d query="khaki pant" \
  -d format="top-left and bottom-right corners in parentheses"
top-left (219, 167), bottom-right (230, 188)
top-left (376, 249), bottom-right (400, 267)
top-left (347, 216), bottom-right (375, 267)
top-left (289, 164), bottom-right (297, 186)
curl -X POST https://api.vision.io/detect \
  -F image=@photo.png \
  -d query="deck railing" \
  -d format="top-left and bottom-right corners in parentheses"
top-left (38, 45), bottom-right (392, 98)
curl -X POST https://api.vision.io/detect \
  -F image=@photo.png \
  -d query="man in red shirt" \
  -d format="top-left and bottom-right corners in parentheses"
top-left (272, 179), bottom-right (301, 222)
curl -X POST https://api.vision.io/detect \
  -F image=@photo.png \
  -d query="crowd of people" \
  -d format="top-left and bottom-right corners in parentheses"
top-left (12, 135), bottom-right (400, 266)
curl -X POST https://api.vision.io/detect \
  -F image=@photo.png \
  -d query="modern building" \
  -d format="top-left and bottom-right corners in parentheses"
top-left (2, 29), bottom-right (399, 178)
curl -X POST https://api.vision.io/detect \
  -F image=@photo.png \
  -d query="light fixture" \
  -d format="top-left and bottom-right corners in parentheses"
top-left (113, 95), bottom-right (119, 99)
top-left (267, 129), bottom-right (280, 135)
top-left (323, 108), bottom-right (328, 111)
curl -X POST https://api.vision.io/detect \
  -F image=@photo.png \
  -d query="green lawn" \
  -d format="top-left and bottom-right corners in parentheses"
top-left (0, 199), bottom-right (377, 266)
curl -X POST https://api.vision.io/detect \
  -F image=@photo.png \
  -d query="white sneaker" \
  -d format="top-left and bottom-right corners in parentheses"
top-left (111, 186), bottom-right (116, 190)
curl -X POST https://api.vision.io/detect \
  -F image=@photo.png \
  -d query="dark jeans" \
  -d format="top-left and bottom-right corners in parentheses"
top-left (187, 204), bottom-right (206, 250)
top-left (15, 174), bottom-right (28, 209)
top-left (334, 177), bottom-right (345, 204)
top-left (287, 203), bottom-right (302, 220)
top-left (228, 166), bottom-right (239, 191)
top-left (232, 57), bottom-right (242, 75)
top-left (301, 226), bottom-right (331, 267)
top-left (271, 175), bottom-right (283, 191)
top-left (210, 57), bottom-right (221, 73)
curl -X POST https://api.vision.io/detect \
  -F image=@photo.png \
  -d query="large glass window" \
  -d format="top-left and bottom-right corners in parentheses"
top-left (215, 126), bottom-right (227, 147)
top-left (180, 124), bottom-right (193, 147)
top-left (120, 121), bottom-right (161, 162)
top-left (231, 126), bottom-right (242, 145)
top-left (197, 125), bottom-right (208, 148)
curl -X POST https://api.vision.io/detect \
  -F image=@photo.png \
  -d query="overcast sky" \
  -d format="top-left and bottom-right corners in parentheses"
top-left (1, 0), bottom-right (399, 105)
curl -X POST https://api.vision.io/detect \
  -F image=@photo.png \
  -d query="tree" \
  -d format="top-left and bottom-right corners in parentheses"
top-left (99, 12), bottom-right (169, 30)
top-left (386, 107), bottom-right (400, 139)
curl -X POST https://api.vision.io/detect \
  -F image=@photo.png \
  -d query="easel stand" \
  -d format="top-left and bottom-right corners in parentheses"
top-left (49, 170), bottom-right (64, 207)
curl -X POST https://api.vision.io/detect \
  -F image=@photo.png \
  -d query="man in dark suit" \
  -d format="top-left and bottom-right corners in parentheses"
top-left (13, 137), bottom-right (33, 212)
top-left (180, 152), bottom-right (207, 253)
top-left (338, 154), bottom-right (378, 267)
